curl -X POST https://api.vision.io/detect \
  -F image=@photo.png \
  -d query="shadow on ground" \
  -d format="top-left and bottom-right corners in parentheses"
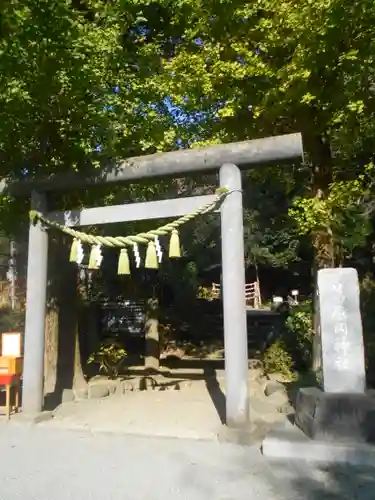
top-left (289, 462), bottom-right (375, 499)
top-left (261, 452), bottom-right (375, 500)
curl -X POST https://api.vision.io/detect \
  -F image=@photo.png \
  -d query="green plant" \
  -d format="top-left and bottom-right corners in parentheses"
top-left (196, 286), bottom-right (217, 301)
top-left (284, 301), bottom-right (314, 371)
top-left (0, 307), bottom-right (25, 332)
top-left (263, 339), bottom-right (295, 380)
top-left (87, 342), bottom-right (127, 379)
top-left (360, 275), bottom-right (375, 381)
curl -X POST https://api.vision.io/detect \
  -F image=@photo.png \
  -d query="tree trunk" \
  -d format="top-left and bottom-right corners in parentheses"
top-left (311, 261), bottom-right (322, 375)
top-left (144, 294), bottom-right (160, 372)
top-left (308, 134), bottom-right (335, 268)
top-left (306, 134), bottom-right (334, 374)
top-left (44, 235), bottom-right (87, 408)
top-left (44, 306), bottom-right (58, 395)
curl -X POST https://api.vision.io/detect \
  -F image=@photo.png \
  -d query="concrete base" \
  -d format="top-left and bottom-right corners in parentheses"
top-left (2, 411), bottom-right (54, 426)
top-left (262, 418), bottom-right (375, 466)
top-left (217, 421), bottom-right (271, 446)
top-left (295, 387), bottom-right (375, 443)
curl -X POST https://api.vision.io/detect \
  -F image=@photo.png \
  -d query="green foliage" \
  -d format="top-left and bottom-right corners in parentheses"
top-left (289, 165), bottom-right (374, 261)
top-left (196, 285), bottom-right (217, 301)
top-left (2, 0), bottom-right (375, 290)
top-left (0, 307), bottom-right (24, 333)
top-left (360, 275), bottom-right (375, 380)
top-left (87, 342), bottom-right (127, 379)
top-left (150, 0), bottom-right (375, 267)
top-left (263, 339), bottom-right (295, 380)
top-left (243, 166), bottom-right (302, 270)
top-left (284, 302), bottom-right (314, 371)
top-left (263, 301), bottom-right (313, 378)
top-left (0, 0), bottom-right (180, 232)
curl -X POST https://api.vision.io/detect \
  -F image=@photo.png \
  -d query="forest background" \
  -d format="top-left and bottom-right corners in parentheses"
top-left (1, 0), bottom-right (375, 382)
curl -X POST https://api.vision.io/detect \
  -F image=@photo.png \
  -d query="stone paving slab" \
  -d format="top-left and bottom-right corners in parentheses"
top-left (39, 387), bottom-right (224, 440)
top-left (33, 383), bottom-right (287, 442)
top-left (262, 418), bottom-right (375, 466)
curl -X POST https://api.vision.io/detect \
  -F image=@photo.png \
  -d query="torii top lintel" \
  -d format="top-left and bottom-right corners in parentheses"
top-left (2, 133), bottom-right (303, 196)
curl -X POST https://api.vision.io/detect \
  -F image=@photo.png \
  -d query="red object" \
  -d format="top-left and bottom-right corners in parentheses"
top-left (0, 374), bottom-right (20, 385)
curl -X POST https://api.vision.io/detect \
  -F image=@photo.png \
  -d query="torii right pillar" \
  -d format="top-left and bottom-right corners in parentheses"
top-left (220, 163), bottom-right (249, 428)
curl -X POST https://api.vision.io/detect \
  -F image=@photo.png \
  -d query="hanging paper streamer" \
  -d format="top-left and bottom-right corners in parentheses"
top-left (133, 244), bottom-right (141, 268)
top-left (88, 247), bottom-right (97, 269)
top-left (70, 238), bottom-right (79, 262)
top-left (169, 229), bottom-right (181, 258)
top-left (118, 248), bottom-right (130, 275)
top-left (88, 244), bottom-right (103, 270)
top-left (145, 241), bottom-right (158, 269)
top-left (95, 245), bottom-right (103, 268)
top-left (70, 238), bottom-right (84, 264)
top-left (154, 236), bottom-right (163, 263)
top-left (76, 240), bottom-right (84, 265)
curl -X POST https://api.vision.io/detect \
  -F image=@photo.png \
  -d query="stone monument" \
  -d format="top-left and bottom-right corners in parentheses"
top-left (318, 267), bottom-right (366, 393)
top-left (295, 268), bottom-right (375, 444)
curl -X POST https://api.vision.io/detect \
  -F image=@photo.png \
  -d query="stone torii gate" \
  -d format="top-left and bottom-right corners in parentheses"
top-left (5, 132), bottom-right (303, 429)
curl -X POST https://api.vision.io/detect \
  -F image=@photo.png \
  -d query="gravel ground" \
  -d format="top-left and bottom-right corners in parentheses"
top-left (0, 424), bottom-right (374, 500)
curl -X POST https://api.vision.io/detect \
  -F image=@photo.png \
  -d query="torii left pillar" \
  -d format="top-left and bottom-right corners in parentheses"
top-left (22, 191), bottom-right (48, 414)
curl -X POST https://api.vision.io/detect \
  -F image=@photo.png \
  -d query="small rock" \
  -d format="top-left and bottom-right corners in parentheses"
top-left (90, 375), bottom-right (109, 382)
top-left (264, 381), bottom-right (285, 397)
top-left (249, 367), bottom-right (263, 381)
top-left (251, 396), bottom-right (279, 416)
top-left (249, 359), bottom-right (263, 370)
top-left (88, 384), bottom-right (110, 399)
top-left (267, 390), bottom-right (289, 410)
top-left (108, 383), bottom-right (117, 395)
top-left (113, 381), bottom-right (124, 396)
top-left (277, 402), bottom-right (294, 414)
top-left (139, 377), bottom-right (158, 391)
top-left (266, 372), bottom-right (288, 383)
top-left (122, 380), bottom-right (134, 392)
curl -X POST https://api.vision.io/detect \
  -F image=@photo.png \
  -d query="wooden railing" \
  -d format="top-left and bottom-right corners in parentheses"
top-left (245, 282), bottom-right (262, 309)
top-left (211, 283), bottom-right (221, 300)
top-left (211, 281), bottom-right (262, 309)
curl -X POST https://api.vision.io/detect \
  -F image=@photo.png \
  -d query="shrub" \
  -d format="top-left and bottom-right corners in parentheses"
top-left (360, 275), bottom-right (375, 382)
top-left (284, 301), bottom-right (313, 371)
top-left (263, 339), bottom-right (295, 380)
top-left (196, 285), bottom-right (217, 301)
top-left (262, 300), bottom-right (313, 379)
top-left (87, 342), bottom-right (127, 379)
top-left (0, 307), bottom-right (24, 332)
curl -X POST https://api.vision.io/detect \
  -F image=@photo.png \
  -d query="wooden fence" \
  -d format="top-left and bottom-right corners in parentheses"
top-left (211, 281), bottom-right (262, 309)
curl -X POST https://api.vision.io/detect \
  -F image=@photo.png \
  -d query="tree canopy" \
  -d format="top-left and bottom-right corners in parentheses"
top-left (1, 0), bottom-right (375, 281)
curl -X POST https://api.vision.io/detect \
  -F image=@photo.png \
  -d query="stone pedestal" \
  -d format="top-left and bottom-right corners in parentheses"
top-left (295, 387), bottom-right (375, 444)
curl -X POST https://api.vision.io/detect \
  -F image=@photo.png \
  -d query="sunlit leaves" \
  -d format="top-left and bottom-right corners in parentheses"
top-left (290, 164), bottom-right (375, 259)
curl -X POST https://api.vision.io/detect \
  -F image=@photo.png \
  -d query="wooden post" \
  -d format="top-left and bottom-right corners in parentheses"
top-left (22, 191), bottom-right (48, 414)
top-left (220, 164), bottom-right (249, 428)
